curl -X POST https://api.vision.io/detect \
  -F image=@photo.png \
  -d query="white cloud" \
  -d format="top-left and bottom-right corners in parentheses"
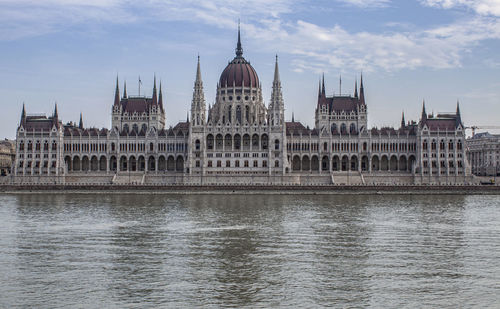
top-left (0, 0), bottom-right (499, 72)
top-left (421, 0), bottom-right (500, 16)
top-left (337, 0), bottom-right (391, 7)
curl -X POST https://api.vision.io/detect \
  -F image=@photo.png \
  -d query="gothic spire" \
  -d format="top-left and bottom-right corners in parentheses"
top-left (354, 78), bottom-right (358, 98)
top-left (158, 82), bottom-right (163, 110)
top-left (456, 100), bottom-right (462, 125)
top-left (53, 102), bottom-right (58, 119)
top-left (318, 78), bottom-right (321, 98)
top-left (273, 54), bottom-right (280, 83)
top-left (421, 100), bottom-right (427, 121)
top-left (114, 76), bottom-right (120, 106)
top-left (236, 20), bottom-right (243, 58)
top-left (359, 73), bottom-right (365, 104)
top-left (123, 81), bottom-right (127, 98)
top-left (321, 73), bottom-right (326, 96)
top-left (196, 55), bottom-right (202, 83)
top-left (292, 112), bottom-right (295, 122)
top-left (20, 103), bottom-right (26, 126)
top-left (401, 111), bottom-right (405, 128)
top-left (152, 75), bottom-right (158, 105)
top-left (79, 113), bottom-right (83, 129)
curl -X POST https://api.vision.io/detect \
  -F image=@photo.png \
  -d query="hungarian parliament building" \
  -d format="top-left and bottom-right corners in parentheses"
top-left (12, 30), bottom-right (472, 185)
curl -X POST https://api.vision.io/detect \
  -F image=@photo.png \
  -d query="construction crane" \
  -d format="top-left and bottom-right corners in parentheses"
top-left (467, 126), bottom-right (500, 136)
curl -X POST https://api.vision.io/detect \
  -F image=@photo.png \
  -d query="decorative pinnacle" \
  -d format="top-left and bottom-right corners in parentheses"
top-left (236, 19), bottom-right (243, 57)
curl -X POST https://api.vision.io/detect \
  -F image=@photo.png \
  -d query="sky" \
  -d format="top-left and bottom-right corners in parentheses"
top-left (1, 0), bottom-right (500, 139)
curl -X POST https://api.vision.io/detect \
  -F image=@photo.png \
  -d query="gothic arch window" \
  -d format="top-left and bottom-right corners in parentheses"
top-left (123, 124), bottom-right (129, 133)
top-left (195, 139), bottom-right (200, 150)
top-left (340, 123), bottom-right (347, 134)
top-left (236, 106), bottom-right (242, 123)
top-left (141, 124), bottom-right (147, 132)
top-left (132, 124), bottom-right (139, 133)
top-left (331, 123), bottom-right (337, 134)
top-left (350, 123), bottom-right (356, 134)
top-left (275, 139), bottom-right (280, 150)
top-left (228, 106), bottom-right (232, 123)
top-left (245, 105), bottom-right (250, 123)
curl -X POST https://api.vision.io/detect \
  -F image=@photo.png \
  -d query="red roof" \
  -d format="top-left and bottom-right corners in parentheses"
top-left (219, 57), bottom-right (259, 88)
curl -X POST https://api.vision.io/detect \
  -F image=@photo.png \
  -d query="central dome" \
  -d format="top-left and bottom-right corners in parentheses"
top-left (219, 58), bottom-right (259, 88)
top-left (218, 26), bottom-right (259, 88)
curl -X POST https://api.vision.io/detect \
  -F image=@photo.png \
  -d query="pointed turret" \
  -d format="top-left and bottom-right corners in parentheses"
top-left (158, 82), bottom-right (164, 111)
top-left (322, 73), bottom-right (326, 96)
top-left (269, 54), bottom-right (284, 127)
top-left (359, 74), bottom-right (365, 105)
top-left (274, 54), bottom-right (280, 82)
top-left (354, 78), bottom-right (358, 98)
top-left (53, 103), bottom-right (58, 119)
top-left (20, 103), bottom-right (26, 127)
top-left (401, 111), bottom-right (405, 128)
top-left (152, 75), bottom-right (158, 105)
top-left (318, 78), bottom-right (322, 98)
top-left (236, 20), bottom-right (243, 58)
top-left (123, 81), bottom-right (127, 99)
top-left (114, 76), bottom-right (120, 106)
top-left (421, 100), bottom-right (427, 121)
top-left (79, 113), bottom-right (84, 129)
top-left (191, 55), bottom-right (206, 127)
top-left (456, 100), bottom-right (462, 126)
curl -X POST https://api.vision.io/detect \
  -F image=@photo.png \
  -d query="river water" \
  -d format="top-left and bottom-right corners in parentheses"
top-left (0, 193), bottom-right (499, 308)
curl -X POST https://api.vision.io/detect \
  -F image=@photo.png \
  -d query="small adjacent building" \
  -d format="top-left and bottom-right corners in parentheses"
top-left (467, 132), bottom-right (500, 176)
top-left (0, 139), bottom-right (15, 176)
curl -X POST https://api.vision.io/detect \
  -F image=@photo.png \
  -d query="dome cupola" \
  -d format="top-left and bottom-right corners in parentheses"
top-left (218, 24), bottom-right (259, 88)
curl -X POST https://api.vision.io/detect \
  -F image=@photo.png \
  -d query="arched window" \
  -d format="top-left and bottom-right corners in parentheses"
top-left (132, 124), bottom-right (139, 133)
top-left (275, 139), bottom-right (280, 150)
top-left (195, 139), bottom-right (200, 150)
top-left (141, 124), bottom-right (147, 132)
top-left (245, 105), bottom-right (250, 123)
top-left (350, 123), bottom-right (356, 134)
top-left (123, 124), bottom-right (129, 133)
top-left (331, 123), bottom-right (337, 133)
top-left (340, 123), bottom-right (347, 134)
top-left (236, 106), bottom-right (242, 123)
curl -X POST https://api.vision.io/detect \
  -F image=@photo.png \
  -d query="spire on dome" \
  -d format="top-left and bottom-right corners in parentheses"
top-left (236, 20), bottom-right (243, 58)
top-left (114, 76), bottom-right (120, 106)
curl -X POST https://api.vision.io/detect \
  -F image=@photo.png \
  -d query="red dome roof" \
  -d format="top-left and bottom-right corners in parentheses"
top-left (219, 57), bottom-right (259, 88)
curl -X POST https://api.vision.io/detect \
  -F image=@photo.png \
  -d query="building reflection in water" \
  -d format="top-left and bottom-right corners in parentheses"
top-left (2, 193), bottom-right (487, 308)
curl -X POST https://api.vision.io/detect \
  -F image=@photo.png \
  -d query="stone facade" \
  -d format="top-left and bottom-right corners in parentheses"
top-left (11, 30), bottom-right (472, 185)
top-left (467, 132), bottom-right (500, 176)
top-left (0, 139), bottom-right (15, 176)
